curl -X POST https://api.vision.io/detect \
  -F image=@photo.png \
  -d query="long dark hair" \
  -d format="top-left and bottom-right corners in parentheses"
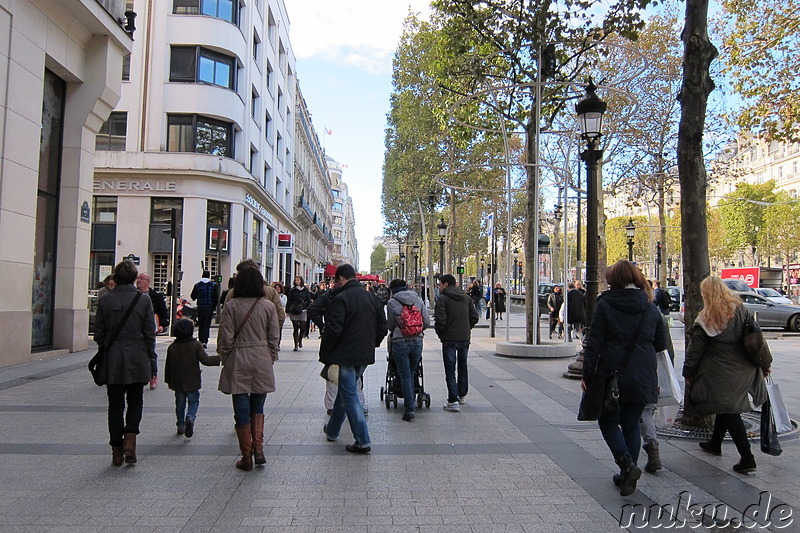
top-left (233, 267), bottom-right (266, 298)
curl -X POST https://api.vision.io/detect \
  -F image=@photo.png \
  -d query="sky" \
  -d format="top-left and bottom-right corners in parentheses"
top-left (283, 0), bottom-right (431, 271)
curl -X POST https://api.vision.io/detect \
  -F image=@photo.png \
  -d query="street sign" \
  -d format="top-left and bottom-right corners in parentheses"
top-left (124, 254), bottom-right (140, 265)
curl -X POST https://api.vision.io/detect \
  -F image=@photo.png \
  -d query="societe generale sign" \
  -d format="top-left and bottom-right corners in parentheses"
top-left (720, 267), bottom-right (760, 288)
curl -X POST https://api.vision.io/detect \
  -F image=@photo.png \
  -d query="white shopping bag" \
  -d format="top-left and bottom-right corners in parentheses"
top-left (656, 350), bottom-right (682, 407)
top-left (766, 377), bottom-right (792, 434)
top-left (655, 404), bottom-right (679, 429)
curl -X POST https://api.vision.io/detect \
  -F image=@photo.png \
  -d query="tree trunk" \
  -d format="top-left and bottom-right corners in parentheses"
top-left (677, 0), bottom-right (718, 335)
top-left (524, 119), bottom-right (537, 345)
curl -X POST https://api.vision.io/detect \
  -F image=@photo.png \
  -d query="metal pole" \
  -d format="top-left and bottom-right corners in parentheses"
top-left (439, 238), bottom-right (444, 277)
top-left (583, 138), bottom-right (603, 329)
top-left (627, 238), bottom-right (634, 261)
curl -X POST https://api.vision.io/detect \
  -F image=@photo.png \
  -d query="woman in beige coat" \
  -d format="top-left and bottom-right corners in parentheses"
top-left (217, 266), bottom-right (280, 471)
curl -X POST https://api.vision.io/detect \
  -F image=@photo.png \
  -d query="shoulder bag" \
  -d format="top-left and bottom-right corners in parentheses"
top-left (743, 311), bottom-right (773, 369)
top-left (88, 292), bottom-right (143, 386)
top-left (577, 309), bottom-right (648, 421)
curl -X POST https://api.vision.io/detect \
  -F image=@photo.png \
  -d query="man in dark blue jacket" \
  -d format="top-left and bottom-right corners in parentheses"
top-left (320, 264), bottom-right (388, 453)
top-left (191, 270), bottom-right (219, 348)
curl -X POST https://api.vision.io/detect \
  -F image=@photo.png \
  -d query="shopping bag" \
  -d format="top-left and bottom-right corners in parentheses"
top-left (760, 398), bottom-right (782, 456)
top-left (655, 404), bottom-right (679, 429)
top-left (656, 350), bottom-right (682, 407)
top-left (766, 377), bottom-right (792, 434)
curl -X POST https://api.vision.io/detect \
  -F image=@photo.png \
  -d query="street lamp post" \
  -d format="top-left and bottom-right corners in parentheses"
top-left (399, 253), bottom-right (406, 281)
top-left (480, 258), bottom-right (486, 281)
top-left (553, 204), bottom-right (563, 283)
top-left (513, 248), bottom-right (519, 295)
top-left (625, 217), bottom-right (636, 262)
top-left (565, 80), bottom-right (606, 380)
top-left (412, 243), bottom-right (420, 294)
top-left (437, 216), bottom-right (448, 276)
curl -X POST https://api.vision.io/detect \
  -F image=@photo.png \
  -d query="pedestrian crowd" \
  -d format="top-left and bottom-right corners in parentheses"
top-left (92, 257), bottom-right (773, 501)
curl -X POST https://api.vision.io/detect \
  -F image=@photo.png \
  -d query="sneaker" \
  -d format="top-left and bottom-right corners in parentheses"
top-left (177, 425), bottom-right (185, 435)
top-left (443, 402), bottom-right (460, 412)
top-left (457, 396), bottom-right (467, 405)
top-left (402, 412), bottom-right (415, 422)
top-left (345, 444), bottom-right (371, 454)
top-left (184, 418), bottom-right (194, 438)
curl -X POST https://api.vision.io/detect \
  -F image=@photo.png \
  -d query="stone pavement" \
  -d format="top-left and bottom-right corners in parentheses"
top-left (0, 311), bottom-right (798, 532)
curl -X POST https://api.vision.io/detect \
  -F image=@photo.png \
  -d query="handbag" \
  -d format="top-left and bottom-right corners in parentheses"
top-left (743, 312), bottom-right (773, 368)
top-left (760, 398), bottom-right (782, 456)
top-left (319, 364), bottom-right (340, 385)
top-left (577, 310), bottom-right (648, 421)
top-left (88, 292), bottom-right (142, 386)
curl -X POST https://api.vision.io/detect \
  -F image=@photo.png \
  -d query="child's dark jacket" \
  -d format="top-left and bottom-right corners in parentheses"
top-left (165, 338), bottom-right (220, 392)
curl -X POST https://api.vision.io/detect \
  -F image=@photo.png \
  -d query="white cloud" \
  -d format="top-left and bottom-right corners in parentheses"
top-left (285, 0), bottom-right (431, 73)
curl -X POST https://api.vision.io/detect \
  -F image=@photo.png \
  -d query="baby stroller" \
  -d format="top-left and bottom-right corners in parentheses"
top-left (380, 345), bottom-right (431, 409)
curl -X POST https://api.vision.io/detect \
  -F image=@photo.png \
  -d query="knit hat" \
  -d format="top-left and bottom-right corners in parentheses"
top-left (174, 318), bottom-right (194, 340)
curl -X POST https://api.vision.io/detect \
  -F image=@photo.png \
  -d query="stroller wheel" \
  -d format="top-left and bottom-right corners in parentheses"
top-left (380, 387), bottom-right (385, 401)
top-left (416, 393), bottom-right (423, 408)
top-left (393, 397), bottom-right (398, 408)
top-left (425, 393), bottom-right (431, 408)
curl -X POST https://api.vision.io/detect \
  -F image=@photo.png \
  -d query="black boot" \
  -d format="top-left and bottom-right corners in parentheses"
top-left (643, 441), bottom-right (662, 473)
top-left (733, 453), bottom-right (756, 474)
top-left (615, 453), bottom-right (642, 496)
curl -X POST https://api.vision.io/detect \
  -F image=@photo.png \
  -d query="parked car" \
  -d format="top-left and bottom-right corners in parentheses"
top-left (735, 291), bottom-right (800, 331)
top-left (722, 278), bottom-right (754, 293)
top-left (754, 287), bottom-right (793, 305)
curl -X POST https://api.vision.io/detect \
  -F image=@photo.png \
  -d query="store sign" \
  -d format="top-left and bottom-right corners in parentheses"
top-left (277, 233), bottom-right (293, 251)
top-left (94, 179), bottom-right (177, 192)
top-left (244, 193), bottom-right (275, 224)
top-left (208, 228), bottom-right (229, 251)
top-left (720, 267), bottom-right (760, 288)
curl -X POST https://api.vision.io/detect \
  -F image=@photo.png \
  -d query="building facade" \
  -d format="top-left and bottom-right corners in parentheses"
top-left (326, 156), bottom-right (358, 269)
top-left (0, 0), bottom-right (133, 366)
top-left (92, 0), bottom-right (300, 298)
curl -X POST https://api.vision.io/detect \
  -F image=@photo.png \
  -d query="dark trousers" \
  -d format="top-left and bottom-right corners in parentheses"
top-left (549, 314), bottom-right (563, 336)
top-left (107, 383), bottom-right (145, 447)
top-left (598, 402), bottom-right (646, 463)
top-left (710, 413), bottom-right (752, 457)
top-left (197, 306), bottom-right (214, 344)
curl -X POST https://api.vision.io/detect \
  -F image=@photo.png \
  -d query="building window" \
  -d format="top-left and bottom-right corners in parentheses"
top-left (252, 218), bottom-right (263, 265)
top-left (173, 0), bottom-right (238, 24)
top-left (266, 61), bottom-right (273, 94)
top-left (332, 190), bottom-right (340, 198)
top-left (170, 46), bottom-right (236, 90)
top-left (334, 230), bottom-right (342, 239)
top-left (276, 132), bottom-right (283, 162)
top-left (167, 114), bottom-right (233, 157)
top-left (333, 202), bottom-right (343, 212)
top-left (263, 162), bottom-right (272, 190)
top-left (93, 196), bottom-right (118, 223)
top-left (122, 54), bottom-right (131, 81)
top-left (250, 146), bottom-right (257, 174)
top-left (251, 87), bottom-right (259, 119)
top-left (253, 31), bottom-right (260, 61)
top-left (95, 112), bottom-right (127, 151)
top-left (333, 215), bottom-right (342, 225)
top-left (265, 109), bottom-right (273, 140)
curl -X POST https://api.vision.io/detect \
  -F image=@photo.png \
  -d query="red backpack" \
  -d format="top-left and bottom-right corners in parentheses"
top-left (398, 303), bottom-right (424, 336)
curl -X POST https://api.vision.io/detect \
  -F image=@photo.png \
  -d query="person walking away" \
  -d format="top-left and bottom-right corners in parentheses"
top-left (468, 280), bottom-right (483, 318)
top-left (321, 264), bottom-right (388, 453)
top-left (435, 274), bottom-right (480, 412)
top-left (217, 266), bottom-right (280, 471)
top-left (94, 260), bottom-right (157, 465)
top-left (286, 276), bottom-right (311, 351)
top-left (493, 282), bottom-right (507, 320)
top-left (224, 259), bottom-right (286, 330)
top-left (652, 280), bottom-right (675, 362)
top-left (683, 276), bottom-right (771, 474)
top-left (386, 278), bottom-right (430, 421)
top-left (191, 270), bottom-right (219, 348)
top-left (566, 282), bottom-right (586, 342)
top-left (375, 282), bottom-right (390, 307)
top-left (308, 283), bottom-right (319, 333)
top-left (271, 281), bottom-right (287, 341)
top-left (136, 271), bottom-right (168, 389)
top-left (164, 319), bottom-right (220, 437)
top-left (582, 260), bottom-right (666, 496)
top-left (547, 285), bottom-right (565, 339)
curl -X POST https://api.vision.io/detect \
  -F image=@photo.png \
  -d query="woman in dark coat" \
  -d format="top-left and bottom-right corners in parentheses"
top-left (493, 282), bottom-right (507, 320)
top-left (286, 276), bottom-right (311, 351)
top-left (582, 260), bottom-right (666, 496)
top-left (93, 260), bottom-right (157, 465)
top-left (683, 276), bottom-right (770, 473)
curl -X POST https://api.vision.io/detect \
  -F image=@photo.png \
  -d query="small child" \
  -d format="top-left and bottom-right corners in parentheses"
top-left (164, 319), bottom-right (220, 437)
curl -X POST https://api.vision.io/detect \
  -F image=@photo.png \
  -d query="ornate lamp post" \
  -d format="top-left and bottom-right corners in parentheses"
top-left (412, 243), bottom-right (420, 293)
top-left (553, 204), bottom-right (563, 283)
top-left (437, 216), bottom-right (448, 275)
top-left (626, 217), bottom-right (636, 261)
top-left (480, 257), bottom-right (486, 281)
top-left (565, 80), bottom-right (606, 379)
top-left (399, 252), bottom-right (406, 281)
top-left (513, 248), bottom-right (519, 295)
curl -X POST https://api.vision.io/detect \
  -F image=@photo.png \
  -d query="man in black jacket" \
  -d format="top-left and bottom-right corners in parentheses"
top-left (320, 264), bottom-right (388, 453)
top-left (434, 274), bottom-right (479, 412)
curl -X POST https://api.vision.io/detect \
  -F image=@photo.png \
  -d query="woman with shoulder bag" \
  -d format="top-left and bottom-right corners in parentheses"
top-left (683, 276), bottom-right (771, 474)
top-left (217, 267), bottom-right (280, 471)
top-left (581, 261), bottom-right (667, 496)
top-left (286, 276), bottom-right (311, 351)
top-left (93, 260), bottom-right (157, 466)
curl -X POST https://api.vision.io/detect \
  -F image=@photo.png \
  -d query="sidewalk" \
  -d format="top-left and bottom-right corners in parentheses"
top-left (0, 313), bottom-right (797, 532)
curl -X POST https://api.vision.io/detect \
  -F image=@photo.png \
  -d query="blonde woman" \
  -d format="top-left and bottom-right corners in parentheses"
top-left (683, 277), bottom-right (771, 474)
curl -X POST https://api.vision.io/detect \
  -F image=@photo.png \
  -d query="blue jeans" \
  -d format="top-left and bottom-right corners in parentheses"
top-left (598, 402), bottom-right (646, 463)
top-left (175, 390), bottom-right (200, 426)
top-left (442, 340), bottom-right (470, 403)
top-left (232, 393), bottom-right (267, 427)
top-left (392, 340), bottom-right (422, 415)
top-left (325, 365), bottom-right (371, 448)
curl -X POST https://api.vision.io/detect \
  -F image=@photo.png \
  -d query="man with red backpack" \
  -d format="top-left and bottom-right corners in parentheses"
top-left (386, 278), bottom-right (431, 421)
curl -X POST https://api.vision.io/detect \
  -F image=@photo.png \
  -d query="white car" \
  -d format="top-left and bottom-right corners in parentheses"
top-left (754, 288), bottom-right (793, 305)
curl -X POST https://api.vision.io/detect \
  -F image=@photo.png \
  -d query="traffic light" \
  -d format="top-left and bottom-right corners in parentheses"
top-left (656, 241), bottom-right (662, 265)
top-left (456, 265), bottom-right (465, 274)
top-left (162, 208), bottom-right (178, 239)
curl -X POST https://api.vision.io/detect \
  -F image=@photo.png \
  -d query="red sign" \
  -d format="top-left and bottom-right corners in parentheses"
top-left (720, 267), bottom-right (760, 288)
top-left (277, 233), bottom-right (293, 249)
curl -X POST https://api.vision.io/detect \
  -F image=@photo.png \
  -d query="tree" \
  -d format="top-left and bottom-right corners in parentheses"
top-left (370, 244), bottom-right (387, 275)
top-left (721, 0), bottom-right (800, 142)
top-left (760, 192), bottom-right (800, 271)
top-left (717, 181), bottom-right (778, 265)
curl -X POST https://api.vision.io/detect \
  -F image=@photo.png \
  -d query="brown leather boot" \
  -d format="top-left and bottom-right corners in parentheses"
top-left (112, 446), bottom-right (124, 466)
top-left (643, 440), bottom-right (662, 473)
top-left (122, 433), bottom-right (137, 464)
top-left (235, 424), bottom-right (253, 471)
top-left (251, 414), bottom-right (266, 465)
